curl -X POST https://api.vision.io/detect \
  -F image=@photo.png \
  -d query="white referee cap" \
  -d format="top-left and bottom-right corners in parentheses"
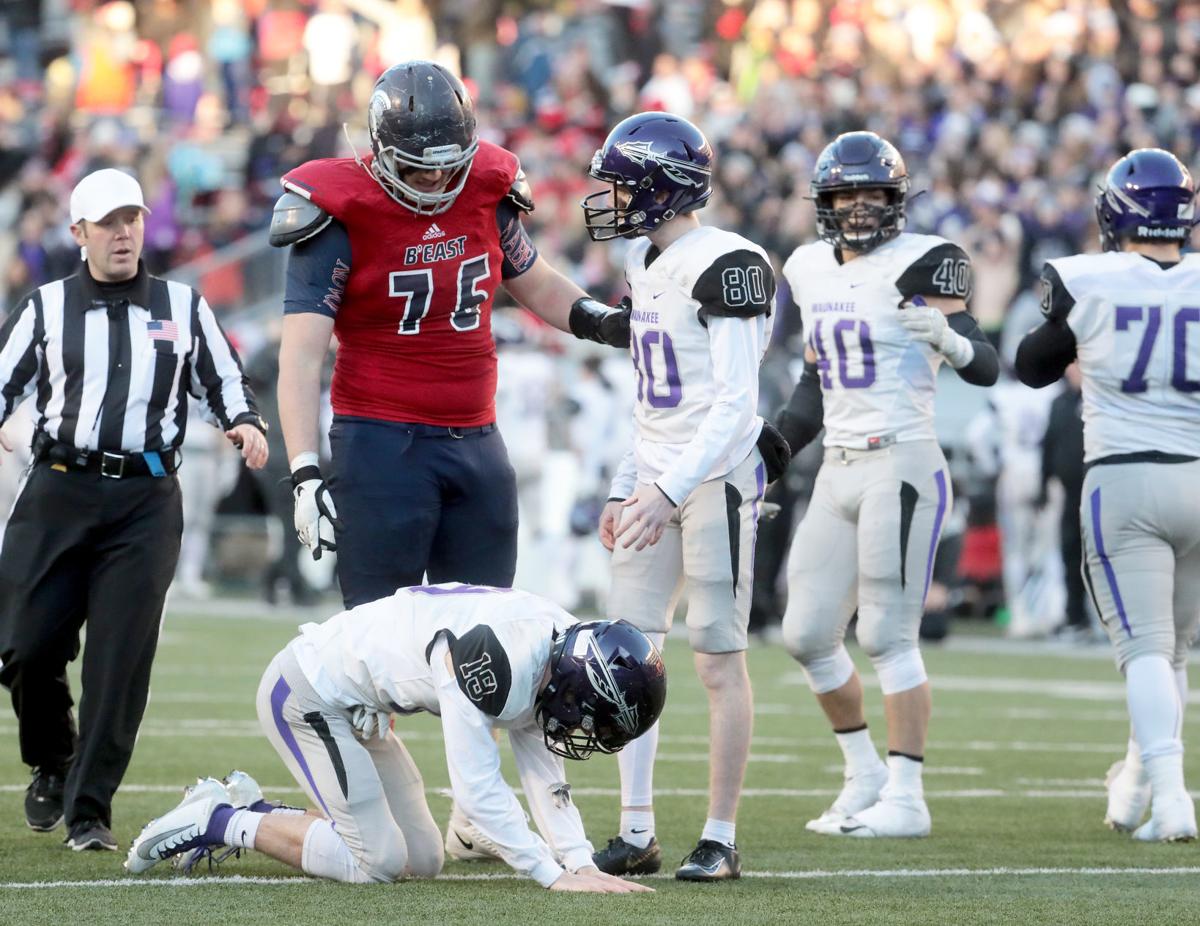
top-left (70, 169), bottom-right (151, 224)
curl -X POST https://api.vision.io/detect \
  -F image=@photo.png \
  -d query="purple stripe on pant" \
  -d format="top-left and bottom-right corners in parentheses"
top-left (270, 675), bottom-right (333, 818)
top-left (1089, 487), bottom-right (1132, 637)
top-left (922, 469), bottom-right (949, 604)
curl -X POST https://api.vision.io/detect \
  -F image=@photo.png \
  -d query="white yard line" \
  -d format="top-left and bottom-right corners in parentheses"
top-left (5, 867), bottom-right (1200, 889)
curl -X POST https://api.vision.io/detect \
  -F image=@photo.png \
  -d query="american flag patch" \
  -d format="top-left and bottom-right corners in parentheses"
top-left (147, 320), bottom-right (178, 342)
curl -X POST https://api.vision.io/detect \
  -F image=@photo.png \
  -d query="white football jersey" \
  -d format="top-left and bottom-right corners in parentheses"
top-left (623, 225), bottom-right (774, 502)
top-left (783, 233), bottom-right (971, 449)
top-left (1046, 252), bottom-right (1200, 461)
top-left (289, 583), bottom-right (572, 723)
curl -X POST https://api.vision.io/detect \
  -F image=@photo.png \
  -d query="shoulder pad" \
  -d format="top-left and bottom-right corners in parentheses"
top-left (1039, 262), bottom-right (1076, 322)
top-left (693, 248), bottom-right (776, 322)
top-left (895, 241), bottom-right (972, 301)
top-left (450, 624), bottom-right (513, 718)
top-left (505, 169), bottom-right (535, 214)
top-left (269, 192), bottom-right (332, 248)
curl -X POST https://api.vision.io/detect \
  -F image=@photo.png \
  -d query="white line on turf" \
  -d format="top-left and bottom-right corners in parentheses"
top-left (5, 867), bottom-right (1200, 889)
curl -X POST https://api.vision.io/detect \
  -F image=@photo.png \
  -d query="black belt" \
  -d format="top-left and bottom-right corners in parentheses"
top-left (336, 417), bottom-right (496, 440)
top-left (1085, 450), bottom-right (1199, 473)
top-left (32, 433), bottom-right (179, 479)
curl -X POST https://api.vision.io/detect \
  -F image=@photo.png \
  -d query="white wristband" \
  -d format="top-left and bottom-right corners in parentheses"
top-left (289, 451), bottom-right (320, 473)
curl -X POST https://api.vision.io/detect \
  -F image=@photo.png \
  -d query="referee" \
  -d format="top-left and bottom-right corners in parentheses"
top-left (0, 169), bottom-right (268, 852)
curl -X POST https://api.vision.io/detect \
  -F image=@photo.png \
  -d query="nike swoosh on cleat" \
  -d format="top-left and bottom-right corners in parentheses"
top-left (455, 831), bottom-right (474, 851)
top-left (630, 828), bottom-right (648, 834)
top-left (137, 825), bottom-right (196, 859)
top-left (839, 824), bottom-right (866, 834)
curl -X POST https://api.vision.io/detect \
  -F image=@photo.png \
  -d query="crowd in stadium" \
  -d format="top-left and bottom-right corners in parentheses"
top-left (1, 0), bottom-right (1199, 635)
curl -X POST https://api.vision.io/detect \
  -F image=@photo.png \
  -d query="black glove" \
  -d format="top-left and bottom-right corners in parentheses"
top-left (569, 296), bottom-right (632, 348)
top-left (756, 420), bottom-right (792, 483)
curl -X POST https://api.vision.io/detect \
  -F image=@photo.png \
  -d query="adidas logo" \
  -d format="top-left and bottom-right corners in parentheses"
top-left (423, 223), bottom-right (446, 241)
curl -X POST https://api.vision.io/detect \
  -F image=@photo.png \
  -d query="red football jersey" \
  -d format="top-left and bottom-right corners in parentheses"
top-left (282, 142), bottom-right (520, 426)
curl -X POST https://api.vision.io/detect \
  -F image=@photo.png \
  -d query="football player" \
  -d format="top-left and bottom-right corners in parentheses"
top-left (125, 584), bottom-right (666, 890)
top-left (581, 112), bottom-right (786, 881)
top-left (777, 131), bottom-right (998, 838)
top-left (1015, 148), bottom-right (1200, 842)
top-left (270, 60), bottom-right (630, 609)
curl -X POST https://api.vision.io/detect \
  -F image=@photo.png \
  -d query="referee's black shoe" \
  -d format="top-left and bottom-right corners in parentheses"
top-left (25, 767), bottom-right (66, 832)
top-left (65, 819), bottom-right (118, 852)
top-left (592, 835), bottom-right (662, 876)
top-left (675, 839), bottom-right (741, 881)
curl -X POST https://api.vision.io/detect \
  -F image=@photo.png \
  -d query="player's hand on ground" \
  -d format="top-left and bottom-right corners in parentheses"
top-left (225, 423), bottom-right (269, 470)
top-left (598, 499), bottom-right (624, 551)
top-left (572, 865), bottom-right (655, 893)
top-left (615, 483), bottom-right (676, 551)
top-left (550, 869), bottom-right (654, 893)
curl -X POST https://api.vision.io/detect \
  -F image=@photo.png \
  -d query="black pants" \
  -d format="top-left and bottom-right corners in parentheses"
top-left (1061, 482), bottom-right (1087, 628)
top-left (328, 416), bottom-right (518, 608)
top-left (0, 462), bottom-right (182, 827)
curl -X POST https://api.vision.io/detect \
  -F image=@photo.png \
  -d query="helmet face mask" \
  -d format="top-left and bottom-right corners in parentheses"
top-left (1095, 148), bottom-right (1198, 252)
top-left (536, 620), bottom-right (666, 760)
top-left (811, 131), bottom-right (909, 253)
top-left (367, 61), bottom-right (479, 216)
top-left (582, 112), bottom-right (714, 241)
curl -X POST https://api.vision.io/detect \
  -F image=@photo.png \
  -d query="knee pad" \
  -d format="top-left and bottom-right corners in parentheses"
top-left (798, 646), bottom-right (855, 695)
top-left (869, 648), bottom-right (927, 695)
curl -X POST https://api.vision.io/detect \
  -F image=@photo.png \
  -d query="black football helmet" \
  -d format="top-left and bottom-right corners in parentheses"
top-left (535, 620), bottom-right (666, 760)
top-left (810, 131), bottom-right (909, 253)
top-left (367, 61), bottom-right (479, 215)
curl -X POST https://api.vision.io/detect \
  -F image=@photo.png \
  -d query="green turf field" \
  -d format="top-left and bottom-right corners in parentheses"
top-left (2, 604), bottom-right (1197, 925)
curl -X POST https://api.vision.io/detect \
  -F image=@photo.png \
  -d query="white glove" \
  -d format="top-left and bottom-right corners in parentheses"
top-left (291, 453), bottom-right (343, 560)
top-left (350, 705), bottom-right (391, 741)
top-left (898, 298), bottom-right (975, 369)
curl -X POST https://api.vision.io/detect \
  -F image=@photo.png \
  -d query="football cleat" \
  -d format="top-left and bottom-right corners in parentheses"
top-left (675, 839), bottom-right (740, 881)
top-left (818, 788), bottom-right (931, 838)
top-left (592, 835), bottom-right (662, 876)
top-left (1132, 792), bottom-right (1198, 843)
top-left (1104, 759), bottom-right (1151, 832)
top-left (126, 778), bottom-right (228, 874)
top-left (444, 804), bottom-right (503, 862)
top-left (221, 770), bottom-right (264, 808)
top-left (806, 762), bottom-right (889, 832)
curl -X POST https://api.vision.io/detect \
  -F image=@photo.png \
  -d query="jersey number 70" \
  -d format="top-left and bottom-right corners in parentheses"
top-left (1115, 304), bottom-right (1200, 394)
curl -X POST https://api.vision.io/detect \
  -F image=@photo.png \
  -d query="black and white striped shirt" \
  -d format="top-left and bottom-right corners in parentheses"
top-left (0, 263), bottom-right (261, 453)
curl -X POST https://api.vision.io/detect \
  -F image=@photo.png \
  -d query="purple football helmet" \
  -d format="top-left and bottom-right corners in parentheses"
top-left (535, 619), bottom-right (666, 760)
top-left (581, 112), bottom-right (713, 241)
top-left (810, 131), bottom-right (910, 253)
top-left (1096, 148), bottom-right (1198, 251)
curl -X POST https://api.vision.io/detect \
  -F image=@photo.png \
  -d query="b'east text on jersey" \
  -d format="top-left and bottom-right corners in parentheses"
top-left (404, 235), bottom-right (468, 265)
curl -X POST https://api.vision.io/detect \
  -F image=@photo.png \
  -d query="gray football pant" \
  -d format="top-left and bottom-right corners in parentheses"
top-left (255, 648), bottom-right (443, 882)
top-left (608, 450), bottom-right (767, 653)
top-left (783, 440), bottom-right (951, 668)
top-left (1080, 460), bottom-right (1200, 670)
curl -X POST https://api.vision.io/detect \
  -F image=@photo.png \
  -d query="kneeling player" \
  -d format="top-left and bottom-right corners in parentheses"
top-left (125, 584), bottom-right (666, 891)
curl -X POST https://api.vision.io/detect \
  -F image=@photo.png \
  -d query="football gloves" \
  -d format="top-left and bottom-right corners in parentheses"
top-left (897, 297), bottom-right (975, 369)
top-left (569, 296), bottom-right (632, 348)
top-left (756, 420), bottom-right (792, 483)
top-left (291, 456), bottom-right (343, 560)
top-left (350, 705), bottom-right (391, 741)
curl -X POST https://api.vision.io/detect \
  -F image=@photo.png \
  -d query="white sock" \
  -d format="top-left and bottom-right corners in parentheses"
top-left (886, 753), bottom-right (924, 797)
top-left (617, 632), bottom-right (665, 809)
top-left (700, 818), bottom-right (736, 848)
top-left (835, 727), bottom-right (883, 776)
top-left (223, 809), bottom-right (264, 849)
top-left (619, 810), bottom-right (655, 848)
top-left (1123, 735), bottom-right (1146, 779)
top-left (1176, 667), bottom-right (1188, 725)
top-left (1126, 656), bottom-right (1183, 763)
top-left (300, 819), bottom-right (372, 883)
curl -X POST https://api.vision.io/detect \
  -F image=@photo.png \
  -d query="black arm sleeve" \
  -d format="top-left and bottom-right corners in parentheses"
top-left (1015, 319), bottom-right (1077, 388)
top-left (777, 360), bottom-right (824, 453)
top-left (692, 250), bottom-right (776, 324)
top-left (946, 311), bottom-right (999, 386)
top-left (283, 220), bottom-right (351, 318)
top-left (895, 242), bottom-right (973, 301)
